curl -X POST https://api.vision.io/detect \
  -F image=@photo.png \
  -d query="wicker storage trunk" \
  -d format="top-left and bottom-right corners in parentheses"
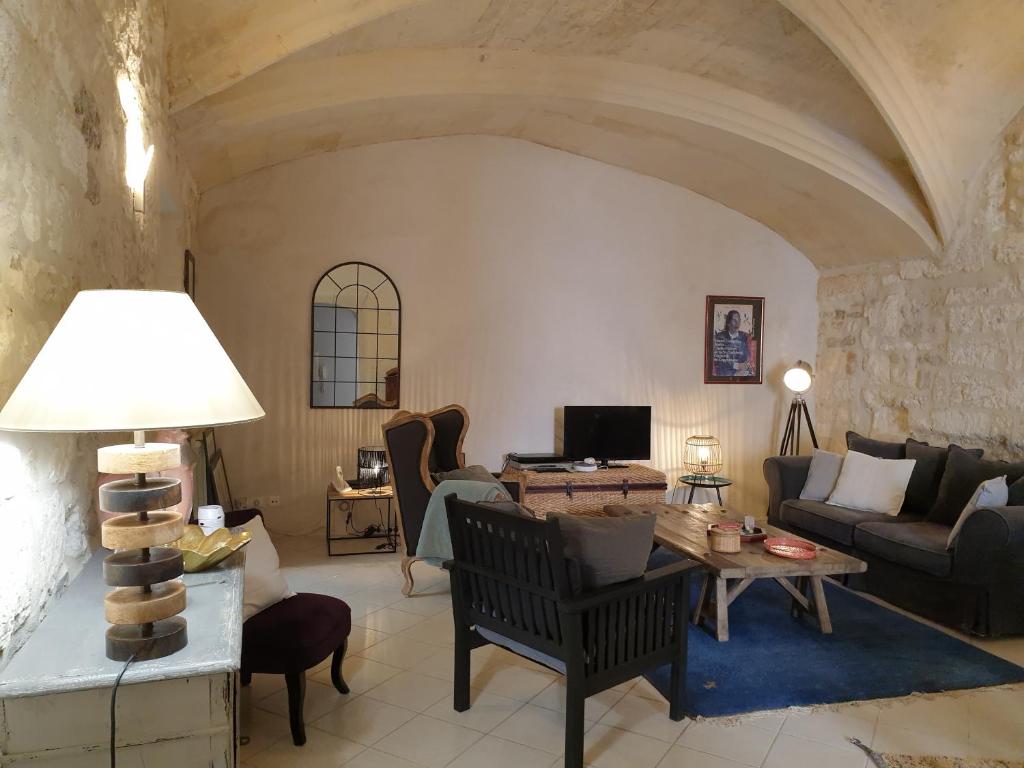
top-left (499, 464), bottom-right (668, 517)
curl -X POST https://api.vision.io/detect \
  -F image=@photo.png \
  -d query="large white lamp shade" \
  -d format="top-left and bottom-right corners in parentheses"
top-left (0, 290), bottom-right (264, 432)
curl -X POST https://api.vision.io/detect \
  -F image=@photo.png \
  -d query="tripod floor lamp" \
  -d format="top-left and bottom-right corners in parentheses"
top-left (780, 360), bottom-right (818, 455)
top-left (0, 290), bottom-right (264, 661)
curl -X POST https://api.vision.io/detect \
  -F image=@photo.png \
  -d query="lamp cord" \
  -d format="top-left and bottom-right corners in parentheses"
top-left (110, 653), bottom-right (137, 768)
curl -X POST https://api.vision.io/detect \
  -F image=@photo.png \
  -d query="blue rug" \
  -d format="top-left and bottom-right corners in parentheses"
top-left (643, 557), bottom-right (1024, 718)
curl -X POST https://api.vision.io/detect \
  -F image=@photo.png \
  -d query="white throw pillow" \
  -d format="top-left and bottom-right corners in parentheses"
top-left (826, 450), bottom-right (916, 516)
top-left (799, 449), bottom-right (845, 501)
top-left (947, 475), bottom-right (1008, 549)
top-left (241, 515), bottom-right (295, 620)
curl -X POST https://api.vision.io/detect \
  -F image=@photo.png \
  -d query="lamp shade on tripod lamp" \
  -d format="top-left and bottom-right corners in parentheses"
top-left (779, 360), bottom-right (818, 455)
top-left (0, 290), bottom-right (264, 661)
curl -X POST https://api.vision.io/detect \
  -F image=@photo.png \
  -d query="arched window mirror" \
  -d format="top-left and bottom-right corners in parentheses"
top-left (311, 262), bottom-right (401, 409)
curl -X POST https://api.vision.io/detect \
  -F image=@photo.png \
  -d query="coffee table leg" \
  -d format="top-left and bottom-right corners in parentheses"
top-left (809, 577), bottom-right (833, 634)
top-left (687, 485), bottom-right (696, 504)
top-left (715, 487), bottom-right (723, 505)
top-left (714, 577), bottom-right (729, 642)
top-left (692, 574), bottom-right (710, 626)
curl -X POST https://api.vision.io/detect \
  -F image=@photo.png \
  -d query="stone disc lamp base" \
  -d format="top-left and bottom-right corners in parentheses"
top-left (98, 434), bottom-right (188, 661)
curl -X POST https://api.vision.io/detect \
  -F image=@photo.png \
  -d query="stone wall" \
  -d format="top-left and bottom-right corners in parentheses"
top-left (0, 0), bottom-right (196, 666)
top-left (816, 110), bottom-right (1024, 456)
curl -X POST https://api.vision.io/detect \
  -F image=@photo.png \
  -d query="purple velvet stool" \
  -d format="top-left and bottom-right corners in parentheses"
top-left (241, 592), bottom-right (352, 745)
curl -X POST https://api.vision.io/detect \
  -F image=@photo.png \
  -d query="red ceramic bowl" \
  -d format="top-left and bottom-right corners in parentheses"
top-left (763, 537), bottom-right (817, 560)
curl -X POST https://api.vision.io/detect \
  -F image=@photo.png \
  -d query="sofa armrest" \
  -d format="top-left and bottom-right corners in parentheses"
top-left (762, 455), bottom-right (812, 525)
top-left (953, 505), bottom-right (1024, 584)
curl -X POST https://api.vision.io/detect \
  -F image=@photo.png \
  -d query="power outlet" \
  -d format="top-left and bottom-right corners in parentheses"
top-left (233, 496), bottom-right (249, 509)
top-left (268, 495), bottom-right (281, 507)
top-left (251, 496), bottom-right (264, 509)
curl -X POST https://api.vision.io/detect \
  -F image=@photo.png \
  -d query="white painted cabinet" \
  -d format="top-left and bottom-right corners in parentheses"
top-left (0, 554), bottom-right (244, 767)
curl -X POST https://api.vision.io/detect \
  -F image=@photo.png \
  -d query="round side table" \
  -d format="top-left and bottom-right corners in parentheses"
top-left (679, 474), bottom-right (732, 505)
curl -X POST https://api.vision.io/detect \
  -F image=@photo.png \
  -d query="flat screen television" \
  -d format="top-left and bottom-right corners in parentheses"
top-left (562, 405), bottom-right (651, 466)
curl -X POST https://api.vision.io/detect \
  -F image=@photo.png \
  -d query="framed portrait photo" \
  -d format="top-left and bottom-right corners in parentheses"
top-left (704, 295), bottom-right (764, 384)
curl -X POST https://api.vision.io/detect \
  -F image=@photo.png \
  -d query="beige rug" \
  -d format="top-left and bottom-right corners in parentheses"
top-left (850, 739), bottom-right (1023, 768)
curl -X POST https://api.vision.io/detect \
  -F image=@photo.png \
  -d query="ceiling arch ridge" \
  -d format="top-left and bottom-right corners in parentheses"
top-left (777, 0), bottom-right (957, 244)
top-left (167, 0), bottom-right (429, 113)
top-left (176, 46), bottom-right (937, 255)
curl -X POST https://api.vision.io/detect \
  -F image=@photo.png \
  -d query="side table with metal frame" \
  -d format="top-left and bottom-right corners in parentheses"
top-left (325, 484), bottom-right (398, 556)
top-left (678, 474), bottom-right (733, 505)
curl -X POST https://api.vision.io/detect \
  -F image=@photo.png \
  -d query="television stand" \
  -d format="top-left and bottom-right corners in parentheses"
top-left (498, 463), bottom-right (667, 517)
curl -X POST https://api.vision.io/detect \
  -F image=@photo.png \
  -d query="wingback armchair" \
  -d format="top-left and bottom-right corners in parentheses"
top-left (444, 496), bottom-right (699, 768)
top-left (382, 403), bottom-right (472, 595)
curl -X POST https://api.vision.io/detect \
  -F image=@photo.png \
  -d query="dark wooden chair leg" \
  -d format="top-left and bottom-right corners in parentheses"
top-left (240, 669), bottom-right (252, 686)
top-left (331, 639), bottom-right (350, 694)
top-left (564, 672), bottom-right (586, 768)
top-left (669, 573), bottom-right (689, 721)
top-left (453, 626), bottom-right (471, 712)
top-left (285, 670), bottom-right (307, 746)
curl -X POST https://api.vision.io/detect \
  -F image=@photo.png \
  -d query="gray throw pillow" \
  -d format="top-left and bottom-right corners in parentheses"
top-left (477, 500), bottom-right (536, 518)
top-left (846, 431), bottom-right (906, 460)
top-left (799, 449), bottom-right (844, 501)
top-left (433, 464), bottom-right (496, 484)
top-left (928, 446), bottom-right (1024, 526)
top-left (550, 512), bottom-right (656, 592)
top-left (1008, 475), bottom-right (1024, 507)
top-left (903, 439), bottom-right (984, 516)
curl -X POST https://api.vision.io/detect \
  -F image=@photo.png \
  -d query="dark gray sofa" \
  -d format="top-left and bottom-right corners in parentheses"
top-left (764, 441), bottom-right (1024, 637)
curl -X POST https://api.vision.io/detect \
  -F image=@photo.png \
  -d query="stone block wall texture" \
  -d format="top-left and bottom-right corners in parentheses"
top-left (0, 0), bottom-right (196, 666)
top-left (816, 110), bottom-right (1024, 457)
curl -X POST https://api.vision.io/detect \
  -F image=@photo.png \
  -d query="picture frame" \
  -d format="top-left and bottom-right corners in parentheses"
top-left (704, 295), bottom-right (765, 384)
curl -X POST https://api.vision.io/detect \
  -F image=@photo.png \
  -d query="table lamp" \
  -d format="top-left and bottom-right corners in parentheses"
top-left (358, 445), bottom-right (389, 494)
top-left (684, 435), bottom-right (722, 478)
top-left (0, 290), bottom-right (264, 661)
top-left (780, 360), bottom-right (818, 454)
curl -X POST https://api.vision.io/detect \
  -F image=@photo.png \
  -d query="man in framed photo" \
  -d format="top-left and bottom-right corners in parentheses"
top-left (713, 309), bottom-right (754, 377)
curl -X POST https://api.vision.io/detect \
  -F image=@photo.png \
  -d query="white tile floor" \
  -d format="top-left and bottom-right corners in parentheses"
top-left (240, 533), bottom-right (1024, 768)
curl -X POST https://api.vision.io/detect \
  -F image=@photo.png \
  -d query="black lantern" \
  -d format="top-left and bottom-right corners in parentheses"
top-left (357, 445), bottom-right (389, 492)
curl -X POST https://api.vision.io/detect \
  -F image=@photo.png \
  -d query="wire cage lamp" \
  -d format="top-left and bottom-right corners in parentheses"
top-left (357, 445), bottom-right (389, 493)
top-left (683, 435), bottom-right (723, 478)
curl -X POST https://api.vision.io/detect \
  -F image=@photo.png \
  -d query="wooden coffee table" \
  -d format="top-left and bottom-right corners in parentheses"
top-left (609, 502), bottom-right (867, 641)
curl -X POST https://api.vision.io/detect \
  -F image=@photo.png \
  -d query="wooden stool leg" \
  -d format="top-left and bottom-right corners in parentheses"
top-left (285, 670), bottom-right (307, 746)
top-left (331, 639), bottom-right (350, 694)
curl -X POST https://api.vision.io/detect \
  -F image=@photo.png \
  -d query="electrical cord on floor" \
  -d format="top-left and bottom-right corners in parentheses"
top-left (110, 652), bottom-right (137, 768)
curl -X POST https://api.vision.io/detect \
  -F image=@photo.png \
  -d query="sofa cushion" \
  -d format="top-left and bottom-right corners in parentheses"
top-left (780, 499), bottom-right (899, 547)
top-left (433, 464), bottom-right (497, 484)
top-left (799, 449), bottom-right (844, 501)
top-left (903, 440), bottom-right (984, 517)
top-left (928, 446), bottom-right (1024, 526)
top-left (1007, 474), bottom-right (1024, 506)
top-left (854, 522), bottom-right (953, 578)
top-left (550, 511), bottom-right (655, 591)
top-left (846, 431), bottom-right (905, 459)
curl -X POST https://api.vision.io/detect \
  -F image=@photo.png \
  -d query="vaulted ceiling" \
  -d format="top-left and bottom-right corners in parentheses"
top-left (167, 0), bottom-right (1024, 269)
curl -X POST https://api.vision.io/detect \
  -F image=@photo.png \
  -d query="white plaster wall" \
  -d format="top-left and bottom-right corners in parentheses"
top-left (197, 136), bottom-right (818, 534)
top-left (0, 0), bottom-right (196, 666)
